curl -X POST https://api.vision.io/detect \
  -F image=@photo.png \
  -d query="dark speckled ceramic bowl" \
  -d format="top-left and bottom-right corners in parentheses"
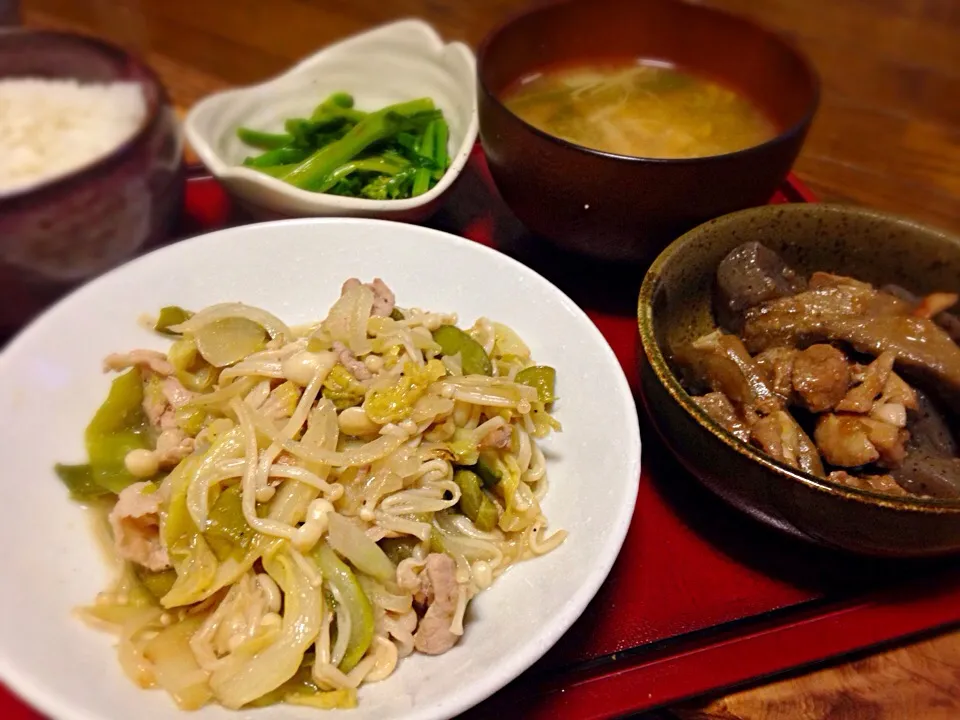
top-left (477, 0), bottom-right (819, 263)
top-left (0, 30), bottom-right (183, 332)
top-left (638, 203), bottom-right (960, 558)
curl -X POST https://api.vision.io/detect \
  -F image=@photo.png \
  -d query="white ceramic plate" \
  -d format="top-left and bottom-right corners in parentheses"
top-left (185, 20), bottom-right (478, 222)
top-left (0, 219), bottom-right (640, 720)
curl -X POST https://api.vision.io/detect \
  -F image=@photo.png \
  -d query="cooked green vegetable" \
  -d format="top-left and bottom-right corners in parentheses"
top-left (283, 98), bottom-right (438, 190)
top-left (453, 469), bottom-right (499, 531)
top-left (286, 688), bottom-right (358, 709)
top-left (447, 428), bottom-right (480, 466)
top-left (174, 406), bottom-right (206, 436)
top-left (311, 90), bottom-right (355, 115)
top-left (136, 567), bottom-right (178, 600)
top-left (244, 664), bottom-right (319, 708)
top-left (515, 365), bottom-right (557, 404)
top-left (177, 364), bottom-right (218, 393)
top-left (312, 541), bottom-right (374, 673)
top-left (432, 118), bottom-right (449, 177)
top-left (307, 92), bottom-right (366, 128)
top-left (313, 155), bottom-right (412, 194)
top-left (326, 513), bottom-right (395, 582)
top-left (250, 163), bottom-right (299, 179)
top-left (193, 316), bottom-right (268, 368)
top-left (429, 528), bottom-right (447, 554)
top-left (82, 368), bottom-right (154, 495)
top-left (54, 463), bottom-right (111, 500)
top-left (321, 364), bottom-right (367, 410)
top-left (204, 485), bottom-right (254, 561)
top-left (363, 359), bottom-right (446, 424)
top-left (236, 127), bottom-right (294, 150)
top-left (379, 536), bottom-right (418, 565)
top-left (432, 325), bottom-right (492, 376)
top-left (155, 306), bottom-right (193, 335)
top-left (472, 456), bottom-right (502, 488)
top-left (409, 117), bottom-right (450, 197)
top-left (235, 92), bottom-right (451, 200)
top-left (242, 146), bottom-right (312, 168)
top-left (411, 119), bottom-right (436, 197)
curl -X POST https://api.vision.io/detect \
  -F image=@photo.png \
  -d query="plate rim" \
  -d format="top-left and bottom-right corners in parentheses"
top-left (0, 216), bottom-right (641, 720)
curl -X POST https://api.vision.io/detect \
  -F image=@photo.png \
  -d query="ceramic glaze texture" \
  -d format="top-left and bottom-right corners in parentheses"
top-left (0, 218), bottom-right (640, 720)
top-left (0, 30), bottom-right (183, 330)
top-left (638, 203), bottom-right (960, 557)
top-left (185, 20), bottom-right (478, 221)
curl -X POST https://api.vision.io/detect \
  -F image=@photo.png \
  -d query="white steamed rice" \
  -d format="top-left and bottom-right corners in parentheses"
top-left (0, 78), bottom-right (147, 194)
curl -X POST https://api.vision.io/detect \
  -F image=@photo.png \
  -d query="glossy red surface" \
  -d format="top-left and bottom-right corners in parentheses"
top-left (6, 148), bottom-right (960, 719)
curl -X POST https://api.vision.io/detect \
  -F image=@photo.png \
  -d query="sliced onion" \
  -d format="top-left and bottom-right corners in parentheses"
top-left (326, 514), bottom-right (396, 582)
top-left (193, 317), bottom-right (268, 368)
top-left (210, 551), bottom-right (322, 708)
top-left (246, 403), bottom-right (406, 468)
top-left (321, 284), bottom-right (373, 356)
top-left (142, 616), bottom-right (213, 710)
top-left (169, 302), bottom-right (291, 342)
top-left (179, 378), bottom-right (253, 413)
top-left (356, 576), bottom-right (413, 614)
top-left (492, 322), bottom-right (531, 359)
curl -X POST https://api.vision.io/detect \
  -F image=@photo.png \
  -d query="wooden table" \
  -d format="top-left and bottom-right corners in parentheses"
top-left (19, 0), bottom-right (960, 718)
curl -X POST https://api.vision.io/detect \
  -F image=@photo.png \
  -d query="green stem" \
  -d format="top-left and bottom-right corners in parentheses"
top-left (281, 98), bottom-right (435, 190)
top-left (411, 120), bottom-right (437, 197)
top-left (236, 127), bottom-right (294, 150)
top-left (242, 146), bottom-right (312, 168)
top-left (252, 163), bottom-right (300, 178)
top-left (432, 118), bottom-right (450, 178)
top-left (316, 155), bottom-right (411, 193)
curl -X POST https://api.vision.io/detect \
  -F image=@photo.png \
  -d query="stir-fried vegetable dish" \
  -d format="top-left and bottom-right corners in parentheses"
top-left (56, 278), bottom-right (565, 710)
top-left (236, 92), bottom-right (451, 200)
top-left (674, 241), bottom-right (960, 499)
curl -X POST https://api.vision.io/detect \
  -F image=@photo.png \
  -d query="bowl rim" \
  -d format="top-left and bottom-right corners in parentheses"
top-left (0, 28), bottom-right (173, 202)
top-left (476, 0), bottom-right (821, 166)
top-left (182, 19), bottom-right (479, 212)
top-left (638, 202), bottom-right (960, 514)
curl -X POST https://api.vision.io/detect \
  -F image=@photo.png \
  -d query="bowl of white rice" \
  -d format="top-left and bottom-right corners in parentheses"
top-left (0, 29), bottom-right (183, 331)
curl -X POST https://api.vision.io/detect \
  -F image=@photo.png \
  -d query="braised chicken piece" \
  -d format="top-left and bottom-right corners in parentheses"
top-left (814, 414), bottom-right (909, 468)
top-left (752, 347), bottom-right (796, 401)
top-left (675, 241), bottom-right (960, 499)
top-left (836, 352), bottom-right (896, 414)
top-left (827, 470), bottom-right (909, 497)
top-left (693, 392), bottom-right (751, 442)
top-left (753, 344), bottom-right (853, 412)
top-left (673, 330), bottom-right (780, 418)
top-left (674, 332), bottom-right (823, 475)
top-left (751, 410), bottom-right (824, 476)
top-left (790, 344), bottom-right (852, 412)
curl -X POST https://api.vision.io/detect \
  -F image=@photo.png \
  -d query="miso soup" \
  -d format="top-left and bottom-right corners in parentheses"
top-left (501, 61), bottom-right (777, 159)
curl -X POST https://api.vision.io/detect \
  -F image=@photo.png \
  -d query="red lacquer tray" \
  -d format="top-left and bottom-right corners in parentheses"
top-left (6, 147), bottom-right (960, 720)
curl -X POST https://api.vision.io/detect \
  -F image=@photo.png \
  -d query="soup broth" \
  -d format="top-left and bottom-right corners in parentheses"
top-left (502, 61), bottom-right (777, 159)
